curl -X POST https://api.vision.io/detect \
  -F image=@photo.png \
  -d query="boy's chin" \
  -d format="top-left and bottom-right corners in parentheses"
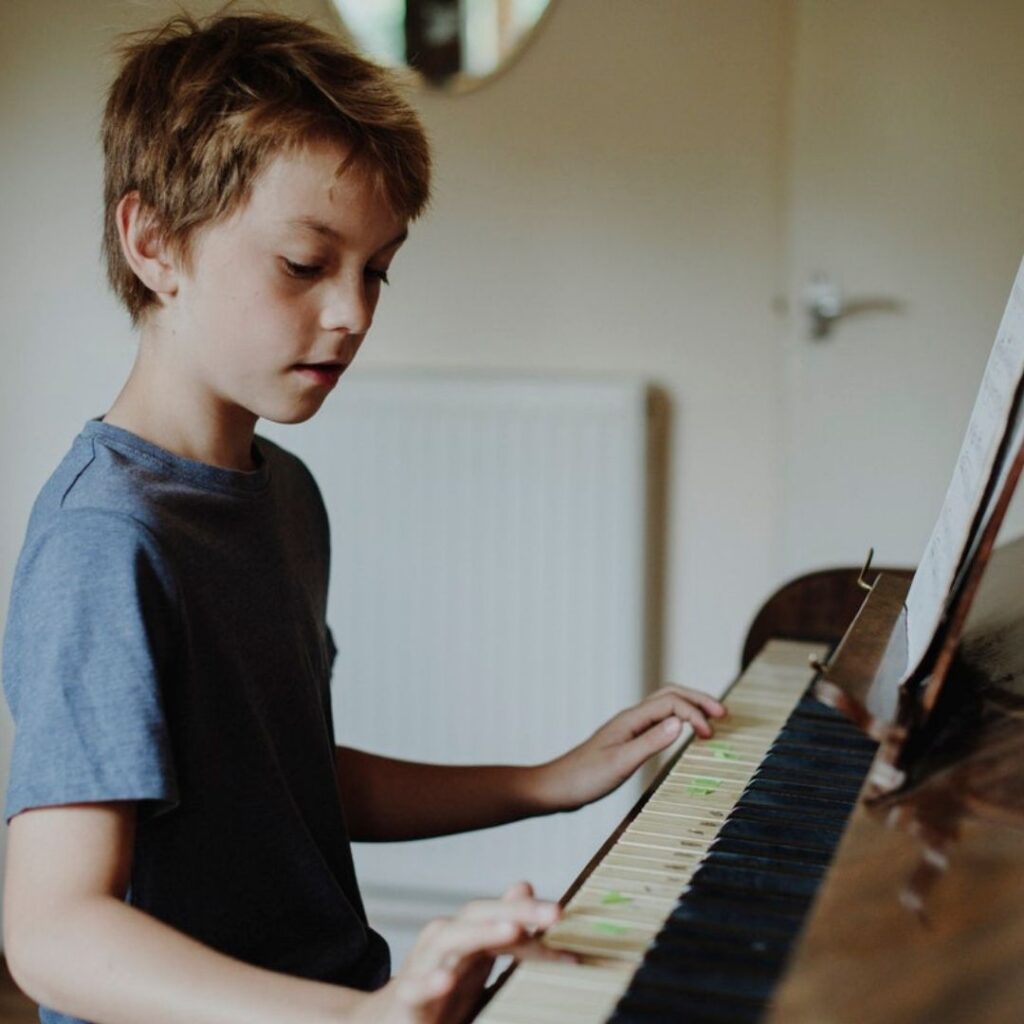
top-left (260, 396), bottom-right (331, 427)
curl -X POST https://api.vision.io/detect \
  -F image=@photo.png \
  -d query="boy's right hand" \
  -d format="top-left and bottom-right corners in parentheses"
top-left (354, 882), bottom-right (566, 1024)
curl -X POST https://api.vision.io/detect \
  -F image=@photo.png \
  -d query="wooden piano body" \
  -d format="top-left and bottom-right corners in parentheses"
top-left (473, 540), bottom-right (1024, 1023)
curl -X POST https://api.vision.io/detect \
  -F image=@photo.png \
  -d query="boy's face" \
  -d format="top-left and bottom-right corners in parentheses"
top-left (166, 139), bottom-right (407, 425)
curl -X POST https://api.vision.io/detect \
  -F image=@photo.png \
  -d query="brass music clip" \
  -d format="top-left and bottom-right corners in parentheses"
top-left (808, 548), bottom-right (878, 676)
top-left (857, 546), bottom-right (878, 591)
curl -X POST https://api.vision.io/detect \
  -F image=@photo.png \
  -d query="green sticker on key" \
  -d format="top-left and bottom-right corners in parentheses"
top-left (708, 741), bottom-right (738, 761)
top-left (687, 776), bottom-right (723, 797)
top-left (593, 920), bottom-right (629, 935)
top-left (601, 890), bottom-right (633, 906)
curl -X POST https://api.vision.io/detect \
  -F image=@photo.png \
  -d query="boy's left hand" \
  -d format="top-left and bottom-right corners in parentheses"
top-left (533, 685), bottom-right (727, 813)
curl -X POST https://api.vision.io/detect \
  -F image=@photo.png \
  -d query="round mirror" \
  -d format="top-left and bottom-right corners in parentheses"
top-left (327, 0), bottom-right (556, 93)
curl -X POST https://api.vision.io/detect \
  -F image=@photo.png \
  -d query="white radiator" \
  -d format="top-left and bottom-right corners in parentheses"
top-left (267, 371), bottom-right (652, 962)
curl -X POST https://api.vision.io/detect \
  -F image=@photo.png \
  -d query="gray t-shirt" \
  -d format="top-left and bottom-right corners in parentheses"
top-left (3, 420), bottom-right (389, 1023)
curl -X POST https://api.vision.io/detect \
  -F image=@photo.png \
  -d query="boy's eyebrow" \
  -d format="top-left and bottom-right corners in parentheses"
top-left (288, 217), bottom-right (408, 250)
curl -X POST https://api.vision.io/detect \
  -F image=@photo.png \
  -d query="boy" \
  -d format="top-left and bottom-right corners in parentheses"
top-left (1, 12), bottom-right (725, 1024)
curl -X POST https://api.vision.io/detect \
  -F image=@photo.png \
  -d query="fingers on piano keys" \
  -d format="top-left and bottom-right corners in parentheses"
top-left (478, 641), bottom-right (858, 1023)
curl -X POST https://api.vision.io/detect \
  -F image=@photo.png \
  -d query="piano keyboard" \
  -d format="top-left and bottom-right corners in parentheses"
top-left (476, 640), bottom-right (878, 1024)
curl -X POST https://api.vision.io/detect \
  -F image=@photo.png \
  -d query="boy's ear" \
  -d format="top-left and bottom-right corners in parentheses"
top-left (115, 192), bottom-right (180, 299)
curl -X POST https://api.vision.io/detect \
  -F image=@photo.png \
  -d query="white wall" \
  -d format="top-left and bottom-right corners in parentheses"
top-left (361, 0), bottom-right (793, 686)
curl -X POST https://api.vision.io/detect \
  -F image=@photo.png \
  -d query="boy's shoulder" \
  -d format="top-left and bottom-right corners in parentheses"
top-left (23, 421), bottom-right (157, 552)
top-left (36, 420), bottom-right (314, 510)
top-left (22, 421), bottom-right (327, 571)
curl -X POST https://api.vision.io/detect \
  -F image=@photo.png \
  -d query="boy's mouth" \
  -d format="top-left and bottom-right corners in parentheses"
top-left (294, 362), bottom-right (346, 387)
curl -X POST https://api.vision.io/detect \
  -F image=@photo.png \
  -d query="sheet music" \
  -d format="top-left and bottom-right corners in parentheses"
top-left (952, 376), bottom-right (1024, 590)
top-left (903, 257), bottom-right (1024, 681)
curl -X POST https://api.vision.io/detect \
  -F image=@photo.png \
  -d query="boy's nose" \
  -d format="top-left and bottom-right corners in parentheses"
top-left (320, 280), bottom-right (373, 336)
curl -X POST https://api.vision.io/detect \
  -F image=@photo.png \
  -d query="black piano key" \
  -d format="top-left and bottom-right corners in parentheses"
top-left (776, 723), bottom-right (877, 754)
top-left (768, 738), bottom-right (876, 770)
top-left (758, 750), bottom-right (868, 781)
top-left (709, 833), bottom-right (834, 868)
top-left (613, 1005), bottom-right (758, 1024)
top-left (791, 709), bottom-right (870, 733)
top-left (766, 750), bottom-right (875, 778)
top-left (777, 711), bottom-right (875, 738)
top-left (728, 796), bottom-right (852, 830)
top-left (741, 774), bottom-right (861, 808)
top-left (737, 785), bottom-right (855, 821)
top-left (750, 764), bottom-right (863, 798)
top-left (699, 846), bottom-right (827, 881)
top-left (629, 957), bottom-right (779, 1003)
top-left (786, 707), bottom-right (858, 731)
top-left (621, 970), bottom-right (772, 1022)
top-left (610, 681), bottom-right (878, 1024)
top-left (644, 930), bottom-right (792, 969)
top-left (688, 861), bottom-right (822, 900)
top-left (613, 985), bottom-right (764, 1024)
top-left (638, 934), bottom-right (798, 1004)
top-left (756, 745), bottom-right (867, 775)
top-left (612, 1008), bottom-right (752, 1024)
top-left (715, 816), bottom-right (842, 854)
top-left (668, 893), bottom-right (806, 934)
top-left (614, 1001), bottom-right (761, 1024)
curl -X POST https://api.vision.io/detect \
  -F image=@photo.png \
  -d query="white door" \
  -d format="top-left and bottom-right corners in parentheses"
top-left (780, 0), bottom-right (1024, 579)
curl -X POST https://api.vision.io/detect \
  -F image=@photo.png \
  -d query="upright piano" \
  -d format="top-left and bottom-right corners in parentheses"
top-left (472, 539), bottom-right (1024, 1023)
top-left (473, 251), bottom-right (1024, 1022)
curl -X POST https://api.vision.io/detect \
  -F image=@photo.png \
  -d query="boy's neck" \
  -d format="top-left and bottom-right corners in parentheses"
top-left (104, 335), bottom-right (260, 472)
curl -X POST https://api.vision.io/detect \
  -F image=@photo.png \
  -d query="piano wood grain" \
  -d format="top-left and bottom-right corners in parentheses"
top-left (765, 800), bottom-right (1024, 1023)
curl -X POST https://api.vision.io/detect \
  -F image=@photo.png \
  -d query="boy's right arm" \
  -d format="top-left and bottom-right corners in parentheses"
top-left (4, 804), bottom-right (562, 1024)
top-left (3, 802), bottom-right (365, 1023)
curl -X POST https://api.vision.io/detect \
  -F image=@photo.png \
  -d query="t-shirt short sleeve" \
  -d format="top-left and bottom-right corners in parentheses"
top-left (3, 509), bottom-right (180, 821)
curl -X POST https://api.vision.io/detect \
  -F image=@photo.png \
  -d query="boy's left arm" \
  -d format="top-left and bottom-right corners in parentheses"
top-left (335, 685), bottom-right (725, 842)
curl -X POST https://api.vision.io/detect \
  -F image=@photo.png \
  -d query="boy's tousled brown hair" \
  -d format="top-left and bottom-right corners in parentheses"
top-left (102, 11), bottom-right (431, 322)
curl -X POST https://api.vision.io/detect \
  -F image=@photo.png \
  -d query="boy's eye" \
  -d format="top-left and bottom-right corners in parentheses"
top-left (281, 258), bottom-right (323, 280)
top-left (366, 266), bottom-right (390, 286)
